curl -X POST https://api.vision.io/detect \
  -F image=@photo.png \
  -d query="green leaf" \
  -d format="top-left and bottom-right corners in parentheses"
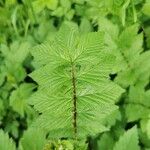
top-left (60, 0), bottom-right (71, 12)
top-left (98, 132), bottom-right (115, 150)
top-left (32, 0), bottom-right (58, 13)
top-left (113, 126), bottom-right (140, 150)
top-left (102, 109), bottom-right (121, 127)
top-left (32, 0), bottom-right (45, 14)
top-left (51, 7), bottom-right (64, 17)
top-left (10, 83), bottom-right (36, 117)
top-left (29, 22), bottom-right (124, 139)
top-left (0, 41), bottom-right (31, 83)
top-left (46, 0), bottom-right (58, 10)
top-left (80, 18), bottom-right (92, 33)
top-left (5, 0), bottom-right (16, 7)
top-left (19, 128), bottom-right (46, 150)
top-left (142, 0), bottom-right (150, 16)
top-left (0, 130), bottom-right (16, 150)
top-left (114, 24), bottom-right (145, 87)
top-left (125, 104), bottom-right (150, 122)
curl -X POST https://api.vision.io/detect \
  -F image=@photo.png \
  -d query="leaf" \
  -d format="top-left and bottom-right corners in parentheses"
top-left (19, 128), bottom-right (46, 150)
top-left (125, 104), bottom-right (150, 122)
top-left (32, 0), bottom-right (45, 14)
top-left (114, 24), bottom-right (145, 87)
top-left (46, 0), bottom-right (58, 10)
top-left (5, 0), bottom-right (16, 6)
top-left (142, 0), bottom-right (150, 16)
top-left (102, 109), bottom-right (121, 127)
top-left (113, 126), bottom-right (140, 150)
top-left (1, 41), bottom-right (31, 63)
top-left (128, 85), bottom-right (150, 107)
top-left (60, 0), bottom-right (71, 12)
top-left (29, 22), bottom-right (124, 139)
top-left (32, 0), bottom-right (58, 13)
top-left (79, 18), bottom-right (92, 33)
top-left (98, 17), bottom-right (119, 41)
top-left (98, 132), bottom-right (115, 150)
top-left (138, 128), bottom-right (150, 148)
top-left (10, 83), bottom-right (36, 117)
top-left (0, 41), bottom-right (31, 83)
top-left (0, 130), bottom-right (16, 150)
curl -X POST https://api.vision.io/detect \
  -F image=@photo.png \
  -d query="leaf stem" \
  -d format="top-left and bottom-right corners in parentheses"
top-left (71, 63), bottom-right (77, 139)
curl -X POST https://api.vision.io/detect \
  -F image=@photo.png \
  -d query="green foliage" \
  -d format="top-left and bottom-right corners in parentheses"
top-left (0, 130), bottom-right (16, 150)
top-left (98, 132), bottom-right (115, 150)
top-left (32, 0), bottom-right (58, 13)
top-left (142, 0), bottom-right (150, 16)
top-left (10, 83), bottom-right (36, 117)
top-left (99, 19), bottom-right (146, 88)
top-left (29, 22), bottom-right (124, 139)
top-left (113, 126), bottom-right (140, 150)
top-left (19, 128), bottom-right (46, 150)
top-left (0, 0), bottom-right (150, 149)
top-left (43, 140), bottom-right (74, 150)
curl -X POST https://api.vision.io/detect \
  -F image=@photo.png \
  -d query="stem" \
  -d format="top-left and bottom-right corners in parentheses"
top-left (71, 63), bottom-right (77, 139)
top-left (120, 51), bottom-right (131, 68)
top-left (26, 0), bottom-right (37, 24)
top-left (24, 19), bottom-right (30, 37)
top-left (131, 0), bottom-right (137, 23)
top-left (121, 0), bottom-right (130, 26)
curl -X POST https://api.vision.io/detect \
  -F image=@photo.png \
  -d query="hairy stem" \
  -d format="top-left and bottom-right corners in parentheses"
top-left (120, 51), bottom-right (131, 68)
top-left (71, 63), bottom-right (77, 139)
